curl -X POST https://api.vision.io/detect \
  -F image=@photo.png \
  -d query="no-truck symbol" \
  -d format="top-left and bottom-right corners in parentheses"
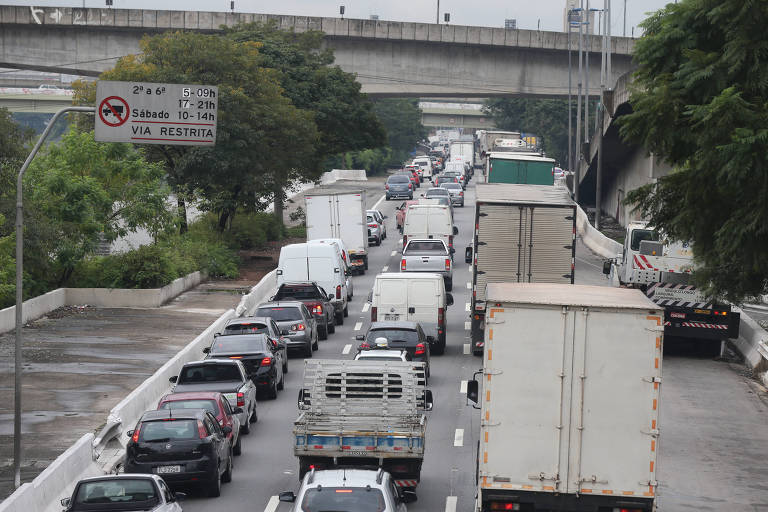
top-left (98, 96), bottom-right (130, 127)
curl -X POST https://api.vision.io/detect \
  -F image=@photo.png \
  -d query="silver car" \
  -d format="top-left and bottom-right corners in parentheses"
top-left (367, 209), bottom-right (387, 241)
top-left (367, 213), bottom-right (383, 246)
top-left (255, 301), bottom-right (318, 357)
top-left (61, 474), bottom-right (184, 511)
top-left (280, 468), bottom-right (415, 511)
top-left (440, 182), bottom-right (464, 207)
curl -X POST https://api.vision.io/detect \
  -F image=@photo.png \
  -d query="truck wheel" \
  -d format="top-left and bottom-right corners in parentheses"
top-left (364, 256), bottom-right (369, 270)
top-left (328, 318), bottom-right (336, 334)
top-left (319, 322), bottom-right (328, 340)
top-left (343, 304), bottom-right (349, 317)
top-left (445, 278), bottom-right (453, 291)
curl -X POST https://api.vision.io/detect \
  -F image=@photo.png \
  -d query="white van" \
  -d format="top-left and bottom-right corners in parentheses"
top-left (369, 272), bottom-right (453, 354)
top-left (402, 204), bottom-right (458, 252)
top-left (307, 238), bottom-right (354, 300)
top-left (411, 157), bottom-right (433, 179)
top-left (277, 243), bottom-right (348, 324)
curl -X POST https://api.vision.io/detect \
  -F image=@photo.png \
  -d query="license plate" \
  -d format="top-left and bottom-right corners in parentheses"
top-left (351, 260), bottom-right (363, 266)
top-left (156, 465), bottom-right (181, 474)
top-left (385, 314), bottom-right (400, 321)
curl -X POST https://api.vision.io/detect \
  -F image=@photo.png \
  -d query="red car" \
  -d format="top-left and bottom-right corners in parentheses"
top-left (401, 170), bottom-right (420, 188)
top-left (157, 391), bottom-right (243, 455)
top-left (395, 200), bottom-right (419, 232)
top-left (404, 164), bottom-right (423, 182)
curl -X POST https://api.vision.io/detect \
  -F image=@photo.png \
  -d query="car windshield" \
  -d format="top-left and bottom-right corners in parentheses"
top-left (257, 306), bottom-right (302, 322)
top-left (73, 479), bottom-right (157, 508)
top-left (209, 335), bottom-right (269, 354)
top-left (366, 329), bottom-right (419, 344)
top-left (300, 487), bottom-right (386, 512)
top-left (180, 363), bottom-right (241, 382)
top-left (223, 322), bottom-right (269, 335)
top-left (138, 419), bottom-right (199, 442)
top-left (276, 285), bottom-right (322, 300)
top-left (159, 399), bottom-right (218, 416)
top-left (387, 175), bottom-right (410, 184)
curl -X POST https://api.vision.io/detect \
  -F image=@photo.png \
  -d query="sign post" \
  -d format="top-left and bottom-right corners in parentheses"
top-left (95, 81), bottom-right (218, 146)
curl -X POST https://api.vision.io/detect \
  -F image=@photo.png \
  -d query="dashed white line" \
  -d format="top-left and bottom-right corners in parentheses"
top-left (463, 343), bottom-right (471, 354)
top-left (454, 428), bottom-right (464, 447)
top-left (264, 496), bottom-right (280, 512)
top-left (464, 321), bottom-right (471, 331)
top-left (468, 266), bottom-right (473, 272)
top-left (342, 344), bottom-right (352, 355)
top-left (460, 380), bottom-right (467, 394)
top-left (353, 322), bottom-right (363, 331)
top-left (362, 303), bottom-right (370, 313)
top-left (465, 302), bottom-right (470, 312)
top-left (372, 194), bottom-right (386, 210)
top-left (391, 250), bottom-right (397, 257)
top-left (382, 266), bottom-right (389, 272)
top-left (445, 496), bottom-right (458, 512)
top-left (466, 282), bottom-right (472, 289)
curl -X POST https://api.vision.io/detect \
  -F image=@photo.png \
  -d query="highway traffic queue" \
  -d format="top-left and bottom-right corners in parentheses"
top-left (61, 130), bottom-right (734, 512)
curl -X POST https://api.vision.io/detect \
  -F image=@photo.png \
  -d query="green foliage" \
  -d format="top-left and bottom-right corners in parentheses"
top-left (228, 212), bottom-right (285, 250)
top-left (620, 0), bottom-right (768, 302)
top-left (483, 98), bottom-right (579, 167)
top-left (372, 99), bottom-right (427, 166)
top-left (0, 233), bottom-right (16, 308)
top-left (285, 225), bottom-right (307, 239)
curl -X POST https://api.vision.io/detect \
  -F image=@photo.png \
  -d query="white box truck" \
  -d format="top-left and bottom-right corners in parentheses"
top-left (305, 188), bottom-right (369, 273)
top-left (449, 138), bottom-right (475, 169)
top-left (465, 184), bottom-right (576, 355)
top-left (467, 283), bottom-right (662, 512)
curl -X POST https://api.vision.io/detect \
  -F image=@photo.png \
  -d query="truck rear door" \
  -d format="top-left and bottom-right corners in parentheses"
top-left (336, 192), bottom-right (367, 254)
top-left (378, 279), bottom-right (408, 322)
top-left (528, 206), bottom-right (574, 283)
top-left (406, 278), bottom-right (438, 326)
top-left (476, 204), bottom-right (525, 303)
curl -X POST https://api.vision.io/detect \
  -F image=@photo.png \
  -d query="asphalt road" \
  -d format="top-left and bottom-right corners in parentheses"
top-left (145, 176), bottom-right (768, 512)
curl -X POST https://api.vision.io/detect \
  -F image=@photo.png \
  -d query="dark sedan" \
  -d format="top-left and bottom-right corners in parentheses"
top-left (219, 316), bottom-right (288, 372)
top-left (356, 321), bottom-right (432, 380)
top-left (125, 409), bottom-right (233, 498)
top-left (204, 333), bottom-right (284, 399)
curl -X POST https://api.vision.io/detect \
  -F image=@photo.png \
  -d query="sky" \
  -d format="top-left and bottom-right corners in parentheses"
top-left (7, 0), bottom-right (672, 35)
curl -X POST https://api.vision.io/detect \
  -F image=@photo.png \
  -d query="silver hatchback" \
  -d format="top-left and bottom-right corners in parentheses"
top-left (440, 182), bottom-right (464, 207)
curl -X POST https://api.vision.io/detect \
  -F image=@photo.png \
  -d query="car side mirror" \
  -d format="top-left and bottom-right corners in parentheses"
top-left (279, 491), bottom-right (297, 503)
top-left (276, 269), bottom-right (283, 276)
top-left (400, 489), bottom-right (418, 503)
top-left (453, 226), bottom-right (459, 235)
top-left (202, 347), bottom-right (210, 354)
top-left (602, 260), bottom-right (612, 275)
top-left (269, 295), bottom-right (276, 301)
top-left (467, 379), bottom-right (479, 405)
top-left (424, 390), bottom-right (434, 411)
top-left (60, 498), bottom-right (71, 507)
top-left (221, 426), bottom-right (232, 435)
top-left (355, 334), bottom-right (365, 341)
top-left (446, 293), bottom-right (454, 306)
top-left (233, 407), bottom-right (243, 414)
top-left (213, 332), bottom-right (220, 338)
top-left (345, 269), bottom-right (351, 276)
top-left (126, 430), bottom-right (134, 438)
top-left (450, 247), bottom-right (456, 254)
top-left (465, 246), bottom-right (472, 264)
top-left (169, 376), bottom-right (178, 383)
top-left (173, 491), bottom-right (186, 502)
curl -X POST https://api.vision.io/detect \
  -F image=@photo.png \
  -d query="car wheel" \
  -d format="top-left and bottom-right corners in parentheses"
top-left (269, 378), bottom-right (279, 399)
top-left (445, 278), bottom-right (453, 291)
top-left (305, 342), bottom-right (313, 357)
top-left (319, 321), bottom-right (328, 340)
top-left (233, 435), bottom-right (242, 456)
top-left (328, 318), bottom-right (336, 334)
top-left (335, 310), bottom-right (344, 326)
top-left (241, 418), bottom-right (251, 435)
top-left (283, 357), bottom-right (288, 373)
top-left (408, 193), bottom-right (413, 199)
top-left (249, 405), bottom-right (258, 423)
top-left (208, 466), bottom-right (222, 497)
top-left (278, 370), bottom-right (285, 390)
top-left (343, 304), bottom-right (349, 318)
top-left (222, 451), bottom-right (233, 483)
top-left (312, 335), bottom-right (319, 351)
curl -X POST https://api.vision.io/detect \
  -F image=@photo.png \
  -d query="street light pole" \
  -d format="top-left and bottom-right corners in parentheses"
top-left (436, 0), bottom-right (440, 24)
top-left (575, 3), bottom-right (584, 203)
top-left (568, 19), bottom-right (573, 181)
top-left (13, 106), bottom-right (95, 488)
top-left (585, 0), bottom-right (590, 140)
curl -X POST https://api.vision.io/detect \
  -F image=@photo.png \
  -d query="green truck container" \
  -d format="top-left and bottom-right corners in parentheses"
top-left (486, 152), bottom-right (555, 185)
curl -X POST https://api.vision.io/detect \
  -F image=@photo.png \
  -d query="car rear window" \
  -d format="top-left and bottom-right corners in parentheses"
top-left (210, 335), bottom-right (269, 354)
top-left (425, 188), bottom-right (449, 197)
top-left (223, 322), bottom-right (268, 335)
top-left (366, 329), bottom-right (419, 344)
top-left (138, 419), bottom-right (199, 442)
top-left (180, 363), bottom-right (241, 382)
top-left (405, 241), bottom-right (448, 254)
top-left (387, 175), bottom-right (410, 183)
top-left (276, 285), bottom-right (321, 300)
top-left (443, 183), bottom-right (462, 190)
top-left (159, 399), bottom-right (218, 416)
top-left (301, 487), bottom-right (386, 512)
top-left (74, 479), bottom-right (157, 508)
top-left (257, 306), bottom-right (302, 322)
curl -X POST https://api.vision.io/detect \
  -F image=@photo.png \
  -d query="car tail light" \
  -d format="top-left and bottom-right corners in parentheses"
top-left (445, 258), bottom-right (451, 271)
top-left (401, 259), bottom-right (407, 271)
top-left (438, 307), bottom-right (445, 326)
top-left (236, 392), bottom-right (245, 407)
top-left (336, 285), bottom-right (341, 299)
top-left (408, 183), bottom-right (413, 189)
top-left (448, 235), bottom-right (453, 248)
top-left (291, 323), bottom-right (306, 331)
top-left (197, 419), bottom-right (208, 439)
top-left (368, 223), bottom-right (378, 228)
top-left (131, 425), bottom-right (141, 443)
top-left (385, 184), bottom-right (389, 190)
top-left (371, 306), bottom-right (377, 322)
top-left (359, 341), bottom-right (371, 349)
top-left (261, 357), bottom-right (272, 366)
top-left (415, 343), bottom-right (426, 355)
top-left (490, 503), bottom-right (520, 510)
top-left (402, 235), bottom-right (407, 248)
top-left (312, 304), bottom-right (323, 315)
top-left (341, 250), bottom-right (347, 262)
top-left (459, 191), bottom-right (464, 196)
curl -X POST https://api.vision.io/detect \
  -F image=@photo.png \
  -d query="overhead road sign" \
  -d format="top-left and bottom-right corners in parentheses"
top-left (95, 81), bottom-right (218, 146)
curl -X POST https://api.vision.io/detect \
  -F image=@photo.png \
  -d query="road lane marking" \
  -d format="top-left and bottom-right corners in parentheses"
top-left (382, 266), bottom-right (389, 272)
top-left (445, 496), bottom-right (458, 512)
top-left (372, 194), bottom-right (385, 210)
top-left (463, 343), bottom-right (471, 354)
top-left (576, 256), bottom-right (602, 269)
top-left (398, 238), bottom-right (403, 245)
top-left (460, 380), bottom-right (467, 394)
top-left (362, 303), bottom-right (370, 313)
top-left (391, 250), bottom-right (397, 257)
top-left (354, 322), bottom-right (363, 331)
top-left (465, 302), bottom-right (470, 312)
top-left (342, 344), bottom-right (352, 355)
top-left (466, 282), bottom-right (471, 289)
top-left (264, 496), bottom-right (280, 512)
top-left (454, 429), bottom-right (464, 447)
top-left (468, 266), bottom-right (473, 272)
top-left (464, 321), bottom-right (471, 330)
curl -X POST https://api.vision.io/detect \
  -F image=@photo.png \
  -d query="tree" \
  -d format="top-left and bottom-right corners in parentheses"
top-left (75, 31), bottom-right (319, 231)
top-left (373, 99), bottom-right (427, 166)
top-left (619, 0), bottom-right (768, 302)
top-left (483, 98), bottom-right (573, 167)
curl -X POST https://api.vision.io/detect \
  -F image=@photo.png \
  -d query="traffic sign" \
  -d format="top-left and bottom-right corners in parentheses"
top-left (95, 81), bottom-right (218, 146)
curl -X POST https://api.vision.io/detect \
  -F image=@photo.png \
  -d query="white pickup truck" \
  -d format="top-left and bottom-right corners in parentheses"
top-left (400, 239), bottom-right (454, 291)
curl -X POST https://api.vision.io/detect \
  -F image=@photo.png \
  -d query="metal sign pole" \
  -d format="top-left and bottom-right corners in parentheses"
top-left (14, 106), bottom-right (95, 488)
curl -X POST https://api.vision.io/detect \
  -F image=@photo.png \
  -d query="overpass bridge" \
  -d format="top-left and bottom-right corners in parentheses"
top-left (0, 87), bottom-right (73, 113)
top-left (0, 5), bottom-right (636, 98)
top-left (418, 101), bottom-right (495, 130)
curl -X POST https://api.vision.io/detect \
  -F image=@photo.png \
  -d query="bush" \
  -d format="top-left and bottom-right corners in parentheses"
top-left (285, 225), bottom-right (306, 239)
top-left (228, 212), bottom-right (284, 250)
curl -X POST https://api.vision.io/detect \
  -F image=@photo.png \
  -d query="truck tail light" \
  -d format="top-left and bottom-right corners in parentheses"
top-left (415, 343), bottom-right (426, 355)
top-left (312, 304), bottom-right (323, 315)
top-left (131, 424), bottom-right (141, 443)
top-left (261, 357), bottom-right (272, 366)
top-left (197, 420), bottom-right (208, 439)
top-left (490, 503), bottom-right (520, 510)
top-left (371, 307), bottom-right (377, 322)
top-left (438, 307), bottom-right (444, 326)
top-left (336, 285), bottom-right (341, 299)
top-left (445, 258), bottom-right (451, 271)
top-left (401, 259), bottom-right (407, 271)
top-left (236, 392), bottom-right (245, 407)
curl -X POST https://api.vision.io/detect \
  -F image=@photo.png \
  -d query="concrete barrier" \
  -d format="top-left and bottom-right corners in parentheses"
top-left (0, 271), bottom-right (204, 335)
top-left (320, 169), bottom-right (368, 184)
top-left (732, 307), bottom-right (768, 387)
top-left (235, 269), bottom-right (278, 317)
top-left (575, 204), bottom-right (623, 260)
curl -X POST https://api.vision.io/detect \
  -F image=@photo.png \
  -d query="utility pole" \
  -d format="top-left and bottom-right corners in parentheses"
top-left (568, 17), bottom-right (573, 181)
top-left (436, 0), bottom-right (440, 24)
top-left (596, 0), bottom-right (607, 230)
top-left (607, 0), bottom-right (612, 86)
top-left (585, 0), bottom-right (590, 141)
top-left (623, 0), bottom-right (627, 37)
top-left (575, 2), bottom-right (584, 203)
